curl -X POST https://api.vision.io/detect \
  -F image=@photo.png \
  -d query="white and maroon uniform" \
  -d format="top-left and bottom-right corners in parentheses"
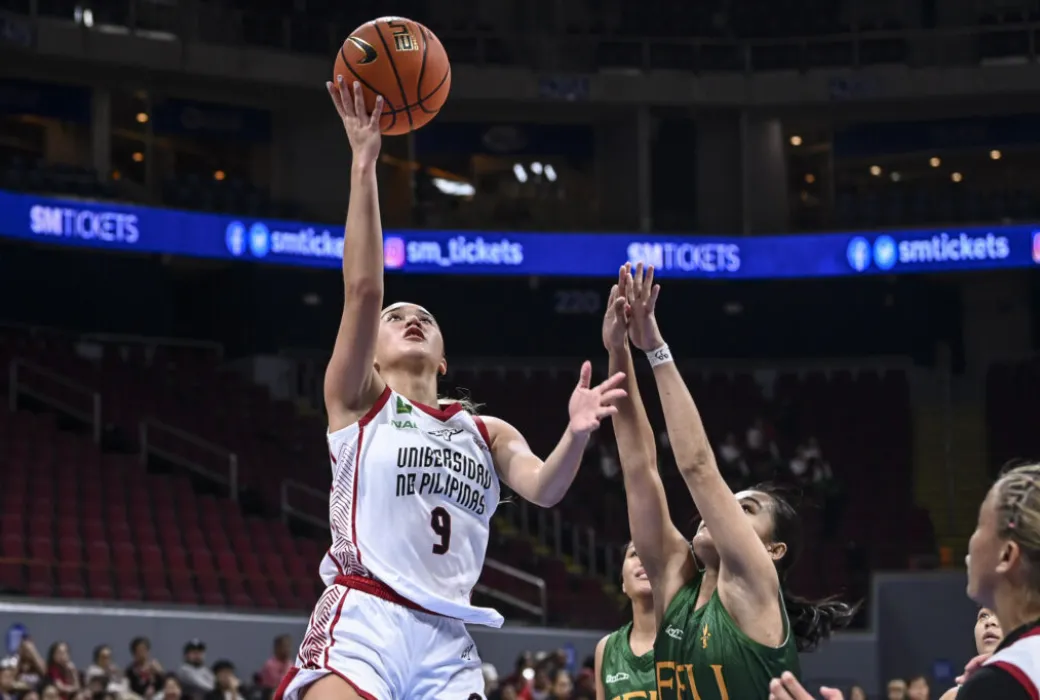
top-left (978, 624), bottom-right (1040, 699)
top-left (275, 387), bottom-right (502, 700)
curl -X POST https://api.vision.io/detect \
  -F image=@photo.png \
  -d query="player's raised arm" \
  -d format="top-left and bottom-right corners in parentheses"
top-left (323, 78), bottom-right (388, 431)
top-left (626, 263), bottom-right (780, 606)
top-left (593, 635), bottom-right (608, 700)
top-left (604, 266), bottom-right (694, 620)
top-left (481, 362), bottom-right (626, 508)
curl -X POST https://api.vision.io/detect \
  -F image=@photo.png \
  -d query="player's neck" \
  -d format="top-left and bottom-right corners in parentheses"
top-left (993, 585), bottom-right (1040, 635)
top-left (382, 369), bottom-right (440, 408)
top-left (631, 597), bottom-right (655, 639)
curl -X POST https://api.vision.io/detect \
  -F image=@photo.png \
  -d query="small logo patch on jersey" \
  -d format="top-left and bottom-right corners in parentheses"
top-left (460, 643), bottom-right (474, 660)
top-left (395, 397), bottom-right (413, 414)
top-left (392, 419), bottom-right (418, 430)
top-left (429, 428), bottom-right (464, 441)
top-left (665, 625), bottom-right (683, 640)
top-left (701, 623), bottom-right (711, 649)
top-left (604, 673), bottom-right (630, 684)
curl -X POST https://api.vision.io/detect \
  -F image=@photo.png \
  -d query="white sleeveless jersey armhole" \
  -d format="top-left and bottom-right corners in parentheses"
top-left (319, 386), bottom-right (504, 627)
top-left (983, 630), bottom-right (1040, 698)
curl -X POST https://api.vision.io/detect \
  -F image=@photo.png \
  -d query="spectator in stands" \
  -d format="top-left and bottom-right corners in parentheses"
top-left (255, 636), bottom-right (290, 690)
top-left (178, 640), bottom-right (214, 699)
top-left (84, 645), bottom-right (129, 698)
top-left (518, 668), bottom-right (551, 700)
top-left (501, 653), bottom-right (534, 690)
top-left (14, 639), bottom-right (45, 692)
top-left (155, 674), bottom-right (182, 700)
top-left (907, 675), bottom-right (930, 700)
top-left (126, 638), bottom-right (163, 699)
top-left (1, 664), bottom-right (16, 700)
top-left (203, 661), bottom-right (242, 700)
top-left (481, 663), bottom-right (499, 698)
top-left (571, 668), bottom-right (594, 700)
top-left (40, 683), bottom-right (60, 700)
top-left (887, 678), bottom-right (908, 699)
top-left (718, 432), bottom-right (750, 486)
top-left (745, 417), bottom-right (780, 479)
top-left (547, 669), bottom-right (572, 699)
top-left (45, 643), bottom-right (79, 698)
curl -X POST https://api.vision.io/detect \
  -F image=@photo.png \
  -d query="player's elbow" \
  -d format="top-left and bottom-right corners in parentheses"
top-left (527, 490), bottom-right (563, 508)
top-left (344, 276), bottom-right (383, 302)
top-left (675, 446), bottom-right (715, 476)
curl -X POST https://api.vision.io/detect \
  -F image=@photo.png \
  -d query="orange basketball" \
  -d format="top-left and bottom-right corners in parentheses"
top-left (333, 17), bottom-right (451, 136)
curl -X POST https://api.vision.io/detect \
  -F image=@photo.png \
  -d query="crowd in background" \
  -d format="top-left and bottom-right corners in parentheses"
top-left (0, 631), bottom-right (966, 700)
top-left (0, 635), bottom-right (292, 700)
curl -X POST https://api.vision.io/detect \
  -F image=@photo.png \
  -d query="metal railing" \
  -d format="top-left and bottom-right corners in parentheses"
top-left (8, 359), bottom-right (102, 443)
top-left (79, 332), bottom-right (225, 362)
top-left (139, 418), bottom-right (239, 500)
top-left (503, 499), bottom-right (619, 580)
top-left (280, 477), bottom-right (549, 624)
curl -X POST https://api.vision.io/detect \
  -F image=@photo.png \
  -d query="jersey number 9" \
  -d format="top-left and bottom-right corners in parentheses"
top-left (431, 506), bottom-right (452, 554)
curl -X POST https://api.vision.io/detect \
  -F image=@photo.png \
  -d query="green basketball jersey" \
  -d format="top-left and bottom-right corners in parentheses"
top-left (601, 621), bottom-right (657, 700)
top-left (653, 572), bottom-right (800, 700)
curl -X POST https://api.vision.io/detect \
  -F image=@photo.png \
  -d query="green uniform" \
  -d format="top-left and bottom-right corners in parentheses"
top-left (653, 572), bottom-right (800, 700)
top-left (601, 621), bottom-right (657, 700)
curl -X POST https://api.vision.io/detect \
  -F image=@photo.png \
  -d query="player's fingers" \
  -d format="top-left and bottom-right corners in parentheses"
top-left (327, 81), bottom-right (346, 118)
top-left (768, 679), bottom-right (794, 700)
top-left (595, 406), bottom-right (618, 420)
top-left (612, 295), bottom-right (627, 317)
top-left (632, 262), bottom-right (644, 295)
top-left (820, 689), bottom-right (845, 700)
top-left (599, 388), bottom-right (627, 404)
top-left (649, 284), bottom-right (661, 309)
top-left (338, 77), bottom-right (356, 119)
top-left (368, 95), bottom-right (383, 128)
top-left (352, 81), bottom-right (367, 120)
top-left (607, 284), bottom-right (618, 307)
top-left (644, 264), bottom-right (655, 293)
top-left (577, 360), bottom-right (592, 389)
top-left (596, 371), bottom-right (626, 392)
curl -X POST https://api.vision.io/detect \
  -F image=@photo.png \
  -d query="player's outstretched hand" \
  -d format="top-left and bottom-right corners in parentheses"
top-left (601, 267), bottom-right (632, 352)
top-left (624, 262), bottom-right (664, 352)
top-left (327, 76), bottom-right (383, 169)
top-left (567, 361), bottom-right (627, 435)
top-left (769, 672), bottom-right (844, 700)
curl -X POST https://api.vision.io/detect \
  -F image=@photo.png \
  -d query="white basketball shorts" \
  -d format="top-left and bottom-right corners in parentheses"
top-left (274, 575), bottom-right (486, 700)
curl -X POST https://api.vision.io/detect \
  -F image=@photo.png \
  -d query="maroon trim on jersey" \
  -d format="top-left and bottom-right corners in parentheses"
top-left (326, 549), bottom-right (345, 577)
top-left (348, 386), bottom-right (393, 571)
top-left (472, 416), bottom-right (492, 452)
top-left (411, 398), bottom-right (465, 422)
top-left (322, 591), bottom-right (348, 670)
top-left (992, 661), bottom-right (1039, 700)
top-left (333, 574), bottom-right (443, 617)
top-left (271, 666), bottom-right (299, 700)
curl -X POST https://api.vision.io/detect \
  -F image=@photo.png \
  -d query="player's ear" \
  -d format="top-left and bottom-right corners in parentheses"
top-left (995, 540), bottom-right (1019, 575)
top-left (438, 357), bottom-right (448, 376)
top-left (767, 541), bottom-right (787, 562)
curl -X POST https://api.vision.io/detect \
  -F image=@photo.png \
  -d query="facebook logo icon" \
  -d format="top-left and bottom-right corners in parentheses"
top-left (847, 237), bottom-right (872, 272)
top-left (226, 221), bottom-right (245, 256)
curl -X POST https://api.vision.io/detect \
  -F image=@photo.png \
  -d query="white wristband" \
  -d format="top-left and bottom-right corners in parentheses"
top-left (646, 344), bottom-right (673, 367)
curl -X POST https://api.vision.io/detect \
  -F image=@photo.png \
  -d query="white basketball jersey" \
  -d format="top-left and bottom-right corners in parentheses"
top-left (320, 386), bottom-right (504, 627)
top-left (982, 628), bottom-right (1040, 696)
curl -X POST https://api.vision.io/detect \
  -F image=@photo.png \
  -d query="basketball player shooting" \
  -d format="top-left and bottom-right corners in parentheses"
top-left (272, 78), bottom-right (627, 700)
